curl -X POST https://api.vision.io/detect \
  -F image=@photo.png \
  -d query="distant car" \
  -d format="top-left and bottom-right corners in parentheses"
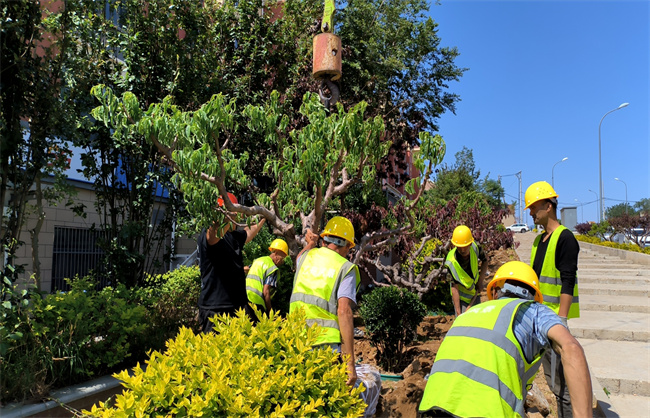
top-left (506, 223), bottom-right (530, 233)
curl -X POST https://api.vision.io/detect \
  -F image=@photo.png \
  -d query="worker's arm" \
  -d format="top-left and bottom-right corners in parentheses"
top-left (337, 297), bottom-right (357, 386)
top-left (206, 222), bottom-right (231, 245)
top-left (557, 229), bottom-right (579, 318)
top-left (262, 284), bottom-right (273, 313)
top-left (244, 217), bottom-right (266, 244)
top-left (297, 229), bottom-right (319, 259)
top-left (547, 324), bottom-right (592, 417)
top-left (478, 254), bottom-right (489, 294)
top-left (450, 284), bottom-right (462, 316)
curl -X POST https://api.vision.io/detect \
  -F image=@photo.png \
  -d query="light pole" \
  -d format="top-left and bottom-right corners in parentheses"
top-left (614, 177), bottom-right (628, 214)
top-left (574, 198), bottom-right (583, 223)
top-left (599, 102), bottom-right (629, 222)
top-left (588, 189), bottom-right (598, 222)
top-left (551, 157), bottom-right (568, 188)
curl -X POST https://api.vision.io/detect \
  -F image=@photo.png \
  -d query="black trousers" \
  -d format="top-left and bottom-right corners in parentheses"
top-left (199, 304), bottom-right (259, 333)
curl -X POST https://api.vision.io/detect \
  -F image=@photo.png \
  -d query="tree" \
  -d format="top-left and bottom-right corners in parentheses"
top-left (0, 0), bottom-right (77, 289)
top-left (634, 198), bottom-right (650, 216)
top-left (44, 0), bottom-right (462, 289)
top-left (90, 86), bottom-right (455, 298)
top-left (605, 203), bottom-right (637, 219)
top-left (608, 214), bottom-right (649, 247)
top-left (425, 146), bottom-right (502, 209)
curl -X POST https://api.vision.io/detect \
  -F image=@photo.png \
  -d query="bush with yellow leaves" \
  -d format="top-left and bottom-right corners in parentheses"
top-left (83, 308), bottom-right (365, 417)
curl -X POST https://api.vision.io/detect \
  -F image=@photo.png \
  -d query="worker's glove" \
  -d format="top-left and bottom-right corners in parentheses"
top-left (559, 316), bottom-right (569, 329)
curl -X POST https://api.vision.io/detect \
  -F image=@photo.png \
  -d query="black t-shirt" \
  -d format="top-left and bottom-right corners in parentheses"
top-left (456, 245), bottom-right (486, 279)
top-left (532, 228), bottom-right (579, 295)
top-left (197, 229), bottom-right (248, 310)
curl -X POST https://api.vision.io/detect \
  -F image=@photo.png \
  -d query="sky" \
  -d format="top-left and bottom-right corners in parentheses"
top-left (426, 0), bottom-right (649, 225)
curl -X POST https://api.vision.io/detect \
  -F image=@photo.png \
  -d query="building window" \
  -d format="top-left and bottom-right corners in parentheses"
top-left (51, 227), bottom-right (108, 291)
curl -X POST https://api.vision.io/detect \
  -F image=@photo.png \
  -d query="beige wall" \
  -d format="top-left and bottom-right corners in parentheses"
top-left (13, 179), bottom-right (195, 291)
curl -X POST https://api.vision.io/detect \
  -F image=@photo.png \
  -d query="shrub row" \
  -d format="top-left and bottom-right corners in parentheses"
top-left (575, 235), bottom-right (650, 255)
top-left (0, 266), bottom-right (201, 404)
top-left (84, 309), bottom-right (365, 417)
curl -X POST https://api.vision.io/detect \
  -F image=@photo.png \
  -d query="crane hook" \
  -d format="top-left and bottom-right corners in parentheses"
top-left (319, 78), bottom-right (339, 110)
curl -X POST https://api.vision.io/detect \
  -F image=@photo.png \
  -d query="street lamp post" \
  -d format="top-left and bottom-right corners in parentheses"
top-left (552, 157), bottom-right (568, 188)
top-left (588, 189), bottom-right (598, 222)
top-left (574, 198), bottom-right (583, 223)
top-left (599, 103), bottom-right (629, 222)
top-left (614, 177), bottom-right (628, 214)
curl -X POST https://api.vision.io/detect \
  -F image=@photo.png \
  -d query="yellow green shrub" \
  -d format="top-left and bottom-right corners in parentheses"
top-left (83, 309), bottom-right (365, 417)
top-left (576, 235), bottom-right (650, 254)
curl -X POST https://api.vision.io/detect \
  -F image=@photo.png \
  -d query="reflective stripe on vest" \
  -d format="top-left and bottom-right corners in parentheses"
top-left (289, 247), bottom-right (360, 345)
top-left (419, 298), bottom-right (543, 418)
top-left (445, 242), bottom-right (479, 304)
top-left (246, 256), bottom-right (278, 309)
top-left (530, 225), bottom-right (580, 318)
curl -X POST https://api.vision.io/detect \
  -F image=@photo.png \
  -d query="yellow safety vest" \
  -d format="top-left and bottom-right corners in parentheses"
top-left (419, 298), bottom-right (544, 418)
top-left (530, 225), bottom-right (580, 319)
top-left (445, 242), bottom-right (480, 304)
top-left (246, 256), bottom-right (278, 311)
top-left (289, 247), bottom-right (360, 346)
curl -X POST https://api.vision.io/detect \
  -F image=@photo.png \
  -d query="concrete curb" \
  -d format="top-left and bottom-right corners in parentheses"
top-left (579, 241), bottom-right (650, 266)
top-left (1, 374), bottom-right (122, 418)
top-left (591, 366), bottom-right (621, 418)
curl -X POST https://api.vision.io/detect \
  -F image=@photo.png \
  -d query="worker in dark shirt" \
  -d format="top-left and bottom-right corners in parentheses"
top-left (525, 181), bottom-right (580, 418)
top-left (197, 192), bottom-right (266, 333)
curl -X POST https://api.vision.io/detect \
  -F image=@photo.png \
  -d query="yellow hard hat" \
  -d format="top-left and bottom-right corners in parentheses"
top-left (321, 216), bottom-right (355, 247)
top-left (451, 225), bottom-right (474, 247)
top-left (268, 238), bottom-right (288, 256)
top-left (487, 261), bottom-right (543, 303)
top-left (524, 181), bottom-right (558, 209)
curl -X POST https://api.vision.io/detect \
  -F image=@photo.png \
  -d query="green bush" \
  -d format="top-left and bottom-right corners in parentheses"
top-left (134, 266), bottom-right (202, 353)
top-left (1, 276), bottom-right (147, 403)
top-left (359, 286), bottom-right (427, 371)
top-left (84, 309), bottom-right (365, 417)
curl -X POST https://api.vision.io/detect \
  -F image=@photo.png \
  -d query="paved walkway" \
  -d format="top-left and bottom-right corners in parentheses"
top-left (514, 231), bottom-right (650, 418)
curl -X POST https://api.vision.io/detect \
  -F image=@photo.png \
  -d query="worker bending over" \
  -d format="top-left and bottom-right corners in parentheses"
top-left (419, 261), bottom-right (591, 418)
top-left (246, 238), bottom-right (288, 313)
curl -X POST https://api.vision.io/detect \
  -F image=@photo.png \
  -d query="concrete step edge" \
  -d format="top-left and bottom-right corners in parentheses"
top-left (581, 303), bottom-right (649, 313)
top-left (597, 377), bottom-right (650, 397)
top-left (579, 288), bottom-right (649, 297)
top-left (571, 328), bottom-right (649, 342)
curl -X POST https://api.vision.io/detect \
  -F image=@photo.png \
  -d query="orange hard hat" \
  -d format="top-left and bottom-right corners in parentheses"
top-left (217, 192), bottom-right (238, 207)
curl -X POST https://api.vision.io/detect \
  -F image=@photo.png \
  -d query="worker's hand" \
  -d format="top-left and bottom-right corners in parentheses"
top-left (305, 230), bottom-right (319, 245)
top-left (346, 362), bottom-right (357, 387)
top-left (243, 266), bottom-right (250, 274)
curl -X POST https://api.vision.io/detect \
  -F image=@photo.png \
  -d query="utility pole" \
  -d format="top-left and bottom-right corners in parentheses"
top-left (516, 171), bottom-right (523, 223)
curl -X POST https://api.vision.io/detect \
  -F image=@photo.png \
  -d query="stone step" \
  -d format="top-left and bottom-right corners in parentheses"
top-left (576, 339), bottom-right (650, 396)
top-left (570, 311), bottom-right (650, 342)
top-left (580, 294), bottom-right (650, 313)
top-left (579, 268), bottom-right (650, 276)
top-left (579, 275), bottom-right (650, 285)
top-left (579, 257), bottom-right (645, 266)
top-left (579, 283), bottom-right (649, 297)
top-left (607, 394), bottom-right (650, 418)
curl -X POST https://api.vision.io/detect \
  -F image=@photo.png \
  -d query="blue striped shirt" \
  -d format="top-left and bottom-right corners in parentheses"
top-left (510, 299), bottom-right (565, 362)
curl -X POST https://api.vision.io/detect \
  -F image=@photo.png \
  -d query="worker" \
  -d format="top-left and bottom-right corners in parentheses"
top-left (419, 261), bottom-right (592, 418)
top-left (290, 216), bottom-right (381, 417)
top-left (197, 192), bottom-right (266, 333)
top-left (246, 238), bottom-right (288, 313)
top-left (445, 225), bottom-right (489, 317)
top-left (525, 181), bottom-right (580, 417)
